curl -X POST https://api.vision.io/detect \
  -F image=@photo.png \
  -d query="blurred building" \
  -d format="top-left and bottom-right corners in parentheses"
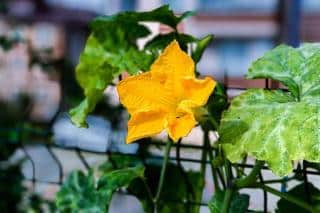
top-left (1, 0), bottom-right (320, 118)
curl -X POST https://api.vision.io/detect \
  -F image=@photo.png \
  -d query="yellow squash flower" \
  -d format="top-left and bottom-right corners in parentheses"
top-left (117, 40), bottom-right (216, 143)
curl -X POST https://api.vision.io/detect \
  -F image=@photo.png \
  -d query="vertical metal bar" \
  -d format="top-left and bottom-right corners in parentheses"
top-left (21, 145), bottom-right (36, 189)
top-left (45, 145), bottom-right (64, 184)
top-left (303, 161), bottom-right (312, 204)
top-left (18, 127), bottom-right (36, 190)
top-left (76, 148), bottom-right (90, 171)
top-left (280, 0), bottom-right (301, 47)
top-left (259, 172), bottom-right (268, 213)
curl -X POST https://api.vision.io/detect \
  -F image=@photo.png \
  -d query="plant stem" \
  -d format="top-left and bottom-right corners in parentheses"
top-left (204, 130), bottom-right (221, 192)
top-left (236, 155), bottom-right (247, 178)
top-left (142, 178), bottom-right (154, 206)
top-left (154, 140), bottom-right (172, 206)
top-left (221, 159), bottom-right (234, 213)
top-left (208, 116), bottom-right (219, 130)
top-left (235, 160), bottom-right (264, 188)
top-left (221, 188), bottom-right (233, 213)
top-left (252, 183), bottom-right (315, 213)
top-left (225, 159), bottom-right (233, 187)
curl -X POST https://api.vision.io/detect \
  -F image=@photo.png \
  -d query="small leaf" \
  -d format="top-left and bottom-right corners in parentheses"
top-left (209, 191), bottom-right (250, 213)
top-left (206, 82), bottom-right (228, 130)
top-left (56, 170), bottom-right (106, 213)
top-left (178, 10), bottom-right (196, 23)
top-left (200, 83), bottom-right (229, 131)
top-left (145, 32), bottom-right (196, 55)
top-left (276, 182), bottom-right (320, 213)
top-left (92, 5), bottom-right (192, 30)
top-left (138, 5), bottom-right (193, 29)
top-left (192, 35), bottom-right (213, 63)
top-left (98, 155), bottom-right (143, 173)
top-left (98, 166), bottom-right (145, 192)
top-left (97, 166), bottom-right (145, 210)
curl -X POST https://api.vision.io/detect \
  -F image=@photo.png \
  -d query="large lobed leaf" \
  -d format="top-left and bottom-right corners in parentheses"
top-left (69, 5), bottom-right (196, 127)
top-left (55, 166), bottom-right (144, 213)
top-left (219, 43), bottom-right (320, 176)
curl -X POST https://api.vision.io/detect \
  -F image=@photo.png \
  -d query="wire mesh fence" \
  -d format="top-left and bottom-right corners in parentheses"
top-left (3, 83), bottom-right (320, 212)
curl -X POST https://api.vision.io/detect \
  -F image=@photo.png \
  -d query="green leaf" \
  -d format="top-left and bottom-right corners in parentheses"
top-left (56, 170), bottom-right (106, 213)
top-left (0, 162), bottom-right (25, 212)
top-left (219, 43), bottom-right (320, 176)
top-left (98, 155), bottom-right (143, 173)
top-left (192, 35), bottom-right (213, 63)
top-left (97, 166), bottom-right (145, 209)
top-left (131, 161), bottom-right (204, 213)
top-left (246, 43), bottom-right (320, 99)
top-left (56, 167), bottom-right (144, 213)
top-left (69, 5), bottom-right (196, 127)
top-left (145, 33), bottom-right (213, 64)
top-left (92, 5), bottom-right (193, 30)
top-left (27, 194), bottom-right (56, 213)
top-left (205, 82), bottom-right (228, 131)
top-left (69, 32), bottom-right (153, 127)
top-left (178, 10), bottom-right (197, 23)
top-left (276, 183), bottom-right (320, 213)
top-left (98, 155), bottom-right (205, 213)
top-left (98, 155), bottom-right (154, 212)
top-left (0, 36), bottom-right (16, 51)
top-left (145, 32), bottom-right (196, 55)
top-left (69, 35), bottom-right (122, 127)
top-left (209, 191), bottom-right (250, 213)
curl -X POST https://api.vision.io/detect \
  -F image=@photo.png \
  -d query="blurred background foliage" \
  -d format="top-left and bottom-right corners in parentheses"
top-left (1, 0), bottom-right (320, 212)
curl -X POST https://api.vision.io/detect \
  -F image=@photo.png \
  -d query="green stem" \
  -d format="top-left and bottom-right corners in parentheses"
top-left (220, 159), bottom-right (234, 213)
top-left (225, 159), bottom-right (233, 186)
top-left (252, 183), bottom-right (315, 213)
top-left (221, 188), bottom-right (233, 213)
top-left (154, 140), bottom-right (172, 205)
top-left (204, 130), bottom-right (221, 192)
top-left (208, 116), bottom-right (219, 130)
top-left (141, 178), bottom-right (154, 206)
top-left (236, 155), bottom-right (247, 178)
top-left (235, 160), bottom-right (264, 188)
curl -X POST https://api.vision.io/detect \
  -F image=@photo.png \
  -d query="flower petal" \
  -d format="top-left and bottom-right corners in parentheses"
top-left (166, 112), bottom-right (197, 142)
top-left (181, 76), bottom-right (216, 107)
top-left (150, 40), bottom-right (195, 98)
top-left (117, 72), bottom-right (175, 114)
top-left (127, 110), bottom-right (167, 143)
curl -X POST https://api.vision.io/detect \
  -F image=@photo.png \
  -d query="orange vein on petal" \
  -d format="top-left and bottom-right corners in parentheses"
top-left (116, 72), bottom-right (175, 114)
top-left (116, 40), bottom-right (216, 143)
